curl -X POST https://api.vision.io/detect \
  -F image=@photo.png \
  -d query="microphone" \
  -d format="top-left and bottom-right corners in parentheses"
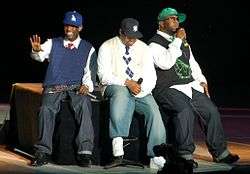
top-left (137, 78), bottom-right (143, 85)
top-left (76, 91), bottom-right (97, 99)
top-left (176, 27), bottom-right (189, 47)
top-left (183, 39), bottom-right (189, 47)
top-left (87, 92), bottom-right (97, 99)
top-left (74, 87), bottom-right (97, 99)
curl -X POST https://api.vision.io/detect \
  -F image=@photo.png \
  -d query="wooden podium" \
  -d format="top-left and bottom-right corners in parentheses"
top-left (9, 83), bottom-right (43, 149)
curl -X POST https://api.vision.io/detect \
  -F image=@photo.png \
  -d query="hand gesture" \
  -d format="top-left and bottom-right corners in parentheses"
top-left (30, 34), bottom-right (43, 52)
top-left (125, 79), bottom-right (141, 95)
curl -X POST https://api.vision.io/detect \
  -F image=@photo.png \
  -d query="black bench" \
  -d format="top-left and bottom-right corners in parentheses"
top-left (52, 99), bottom-right (148, 166)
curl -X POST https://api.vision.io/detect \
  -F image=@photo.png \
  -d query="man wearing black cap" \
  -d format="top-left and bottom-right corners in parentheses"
top-left (97, 18), bottom-right (166, 169)
top-left (29, 11), bottom-right (97, 167)
top-left (148, 7), bottom-right (239, 167)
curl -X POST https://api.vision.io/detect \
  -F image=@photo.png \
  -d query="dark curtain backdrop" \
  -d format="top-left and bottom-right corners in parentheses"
top-left (1, 0), bottom-right (249, 108)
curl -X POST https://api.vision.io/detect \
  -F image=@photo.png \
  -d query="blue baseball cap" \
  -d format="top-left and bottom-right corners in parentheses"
top-left (63, 11), bottom-right (83, 27)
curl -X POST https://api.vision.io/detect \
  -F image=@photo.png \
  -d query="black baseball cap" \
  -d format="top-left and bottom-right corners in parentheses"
top-left (120, 18), bottom-right (143, 38)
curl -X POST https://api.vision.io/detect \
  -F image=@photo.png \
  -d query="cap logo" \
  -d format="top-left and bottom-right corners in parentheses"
top-left (133, 25), bottom-right (138, 32)
top-left (71, 14), bottom-right (77, 22)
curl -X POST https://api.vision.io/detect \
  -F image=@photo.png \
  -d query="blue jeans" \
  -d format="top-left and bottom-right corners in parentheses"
top-left (35, 90), bottom-right (94, 154)
top-left (104, 85), bottom-right (166, 157)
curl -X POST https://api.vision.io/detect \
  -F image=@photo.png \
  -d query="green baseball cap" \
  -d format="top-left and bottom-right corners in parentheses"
top-left (158, 7), bottom-right (186, 23)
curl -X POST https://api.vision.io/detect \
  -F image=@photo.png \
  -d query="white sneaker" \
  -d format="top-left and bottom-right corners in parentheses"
top-left (150, 156), bottom-right (166, 170)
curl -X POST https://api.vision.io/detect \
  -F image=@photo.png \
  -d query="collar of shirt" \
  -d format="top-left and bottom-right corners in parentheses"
top-left (157, 30), bottom-right (175, 42)
top-left (117, 36), bottom-right (137, 53)
top-left (64, 36), bottom-right (81, 49)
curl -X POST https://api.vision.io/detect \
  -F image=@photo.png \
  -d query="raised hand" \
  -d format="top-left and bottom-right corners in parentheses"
top-left (175, 28), bottom-right (186, 41)
top-left (30, 34), bottom-right (43, 52)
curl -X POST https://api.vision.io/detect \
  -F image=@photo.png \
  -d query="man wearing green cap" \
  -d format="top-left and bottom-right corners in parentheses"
top-left (148, 7), bottom-right (239, 167)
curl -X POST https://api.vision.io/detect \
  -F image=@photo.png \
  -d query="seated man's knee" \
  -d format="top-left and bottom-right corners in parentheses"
top-left (105, 85), bottom-right (130, 98)
top-left (39, 104), bottom-right (58, 114)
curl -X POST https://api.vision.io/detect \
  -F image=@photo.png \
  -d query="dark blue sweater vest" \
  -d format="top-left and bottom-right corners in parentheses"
top-left (43, 37), bottom-right (92, 87)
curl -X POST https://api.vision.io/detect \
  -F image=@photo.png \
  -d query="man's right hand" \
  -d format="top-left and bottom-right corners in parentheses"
top-left (125, 79), bottom-right (141, 95)
top-left (30, 34), bottom-right (43, 52)
top-left (175, 28), bottom-right (186, 41)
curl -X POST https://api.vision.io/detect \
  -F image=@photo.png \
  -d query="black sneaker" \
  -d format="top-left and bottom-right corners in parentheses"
top-left (215, 153), bottom-right (240, 164)
top-left (31, 152), bottom-right (49, 167)
top-left (77, 154), bottom-right (92, 167)
top-left (104, 156), bottom-right (123, 169)
top-left (186, 159), bottom-right (198, 168)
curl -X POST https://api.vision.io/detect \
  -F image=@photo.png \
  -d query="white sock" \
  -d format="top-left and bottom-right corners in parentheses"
top-left (112, 137), bottom-right (124, 157)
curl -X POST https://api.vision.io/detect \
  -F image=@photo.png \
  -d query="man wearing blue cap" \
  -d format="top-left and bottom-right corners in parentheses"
top-left (148, 7), bottom-right (239, 168)
top-left (97, 18), bottom-right (166, 169)
top-left (29, 11), bottom-right (97, 167)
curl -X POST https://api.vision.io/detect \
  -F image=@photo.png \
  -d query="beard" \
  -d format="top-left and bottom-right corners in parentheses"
top-left (163, 29), bottom-right (176, 36)
top-left (65, 32), bottom-right (75, 41)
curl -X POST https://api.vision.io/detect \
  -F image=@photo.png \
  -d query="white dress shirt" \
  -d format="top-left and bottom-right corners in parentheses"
top-left (149, 30), bottom-right (207, 98)
top-left (30, 36), bottom-right (96, 92)
top-left (97, 36), bottom-right (157, 98)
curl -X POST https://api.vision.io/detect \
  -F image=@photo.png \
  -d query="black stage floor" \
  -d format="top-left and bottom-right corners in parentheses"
top-left (1, 104), bottom-right (250, 174)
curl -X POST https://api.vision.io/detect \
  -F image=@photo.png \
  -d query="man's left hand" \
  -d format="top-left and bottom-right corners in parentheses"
top-left (200, 82), bottom-right (210, 98)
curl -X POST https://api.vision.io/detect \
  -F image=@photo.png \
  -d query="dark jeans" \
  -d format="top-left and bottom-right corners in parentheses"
top-left (34, 90), bottom-right (94, 155)
top-left (153, 88), bottom-right (227, 158)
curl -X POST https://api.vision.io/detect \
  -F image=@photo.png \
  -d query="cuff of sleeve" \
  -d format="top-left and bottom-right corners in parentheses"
top-left (198, 78), bottom-right (207, 84)
top-left (171, 38), bottom-right (182, 47)
top-left (121, 78), bottom-right (127, 86)
top-left (31, 49), bottom-right (40, 53)
top-left (83, 82), bottom-right (94, 92)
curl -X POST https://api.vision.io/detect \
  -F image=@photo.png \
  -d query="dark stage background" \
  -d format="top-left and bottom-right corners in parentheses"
top-left (1, 0), bottom-right (249, 108)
